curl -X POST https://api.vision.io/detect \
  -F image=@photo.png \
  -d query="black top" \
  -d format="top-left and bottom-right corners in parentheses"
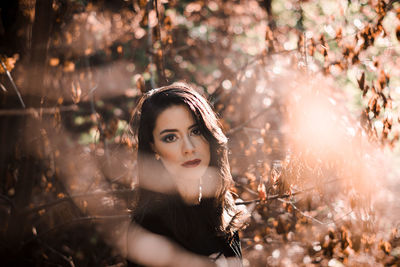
top-left (127, 189), bottom-right (242, 266)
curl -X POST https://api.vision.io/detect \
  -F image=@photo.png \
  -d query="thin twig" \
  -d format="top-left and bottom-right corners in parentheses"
top-left (22, 215), bottom-right (130, 247)
top-left (23, 189), bottom-right (134, 214)
top-left (242, 127), bottom-right (283, 134)
top-left (174, 45), bottom-right (192, 53)
top-left (154, 0), bottom-right (167, 85)
top-left (278, 198), bottom-right (325, 224)
top-left (83, 50), bottom-right (103, 193)
top-left (235, 183), bottom-right (258, 197)
top-left (0, 82), bottom-right (7, 92)
top-left (278, 197), bottom-right (353, 226)
top-left (209, 46), bottom-right (298, 105)
top-left (235, 178), bottom-right (343, 205)
top-left (235, 191), bottom-right (297, 205)
top-left (226, 107), bottom-right (270, 136)
top-left (147, 0), bottom-right (156, 88)
top-left (37, 238), bottom-right (76, 267)
top-left (0, 105), bottom-right (78, 116)
top-left (85, 88), bottom-right (107, 193)
top-left (0, 193), bottom-right (15, 210)
top-left (303, 32), bottom-right (308, 73)
top-left (0, 58), bottom-right (25, 108)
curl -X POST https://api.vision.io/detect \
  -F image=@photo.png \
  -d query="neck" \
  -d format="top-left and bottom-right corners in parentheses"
top-left (172, 169), bottom-right (221, 204)
top-left (173, 177), bottom-right (201, 204)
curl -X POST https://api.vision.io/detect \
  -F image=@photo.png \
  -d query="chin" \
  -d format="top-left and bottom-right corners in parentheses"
top-left (181, 167), bottom-right (208, 180)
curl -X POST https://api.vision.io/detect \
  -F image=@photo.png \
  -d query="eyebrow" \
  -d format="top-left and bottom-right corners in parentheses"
top-left (159, 123), bottom-right (197, 135)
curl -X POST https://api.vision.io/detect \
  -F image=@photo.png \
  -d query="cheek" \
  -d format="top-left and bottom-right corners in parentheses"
top-left (157, 144), bottom-right (180, 163)
top-left (159, 151), bottom-right (182, 177)
top-left (155, 142), bottom-right (182, 172)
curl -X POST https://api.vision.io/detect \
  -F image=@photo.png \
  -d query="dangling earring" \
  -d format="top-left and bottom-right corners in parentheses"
top-left (198, 177), bottom-right (202, 203)
top-left (155, 153), bottom-right (160, 160)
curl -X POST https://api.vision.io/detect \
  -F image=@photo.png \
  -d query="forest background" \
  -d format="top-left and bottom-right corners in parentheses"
top-left (1, 0), bottom-right (400, 266)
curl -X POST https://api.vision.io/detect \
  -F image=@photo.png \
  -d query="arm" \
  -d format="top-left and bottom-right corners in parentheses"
top-left (126, 222), bottom-right (217, 267)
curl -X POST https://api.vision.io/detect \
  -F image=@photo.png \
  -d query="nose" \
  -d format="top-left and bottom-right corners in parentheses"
top-left (182, 135), bottom-right (195, 155)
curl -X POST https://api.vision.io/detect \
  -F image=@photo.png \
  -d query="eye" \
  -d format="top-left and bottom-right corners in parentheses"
top-left (162, 134), bottom-right (177, 143)
top-left (191, 127), bottom-right (202, 136)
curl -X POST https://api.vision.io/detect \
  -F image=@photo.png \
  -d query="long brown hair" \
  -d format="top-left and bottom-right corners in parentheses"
top-left (130, 83), bottom-right (246, 234)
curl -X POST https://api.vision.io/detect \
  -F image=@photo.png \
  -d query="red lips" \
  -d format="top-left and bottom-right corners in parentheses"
top-left (182, 159), bottom-right (201, 168)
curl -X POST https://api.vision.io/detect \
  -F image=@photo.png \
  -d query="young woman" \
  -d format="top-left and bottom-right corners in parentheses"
top-left (127, 84), bottom-right (247, 266)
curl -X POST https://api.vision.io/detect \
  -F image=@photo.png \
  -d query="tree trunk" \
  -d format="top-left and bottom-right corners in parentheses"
top-left (1, 0), bottom-right (53, 262)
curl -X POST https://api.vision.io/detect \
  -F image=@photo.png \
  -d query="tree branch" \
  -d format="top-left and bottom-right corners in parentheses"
top-left (37, 238), bottom-right (76, 267)
top-left (226, 107), bottom-right (270, 136)
top-left (23, 189), bottom-right (134, 215)
top-left (278, 197), bottom-right (353, 226)
top-left (0, 57), bottom-right (25, 108)
top-left (235, 178), bottom-right (343, 205)
top-left (154, 0), bottom-right (167, 85)
top-left (21, 215), bottom-right (130, 247)
top-left (0, 105), bottom-right (78, 116)
top-left (0, 193), bottom-right (15, 210)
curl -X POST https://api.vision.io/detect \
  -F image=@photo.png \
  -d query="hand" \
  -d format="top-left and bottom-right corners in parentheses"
top-left (215, 256), bottom-right (242, 267)
top-left (126, 223), bottom-right (218, 267)
top-left (172, 249), bottom-right (217, 267)
top-left (210, 254), bottom-right (242, 267)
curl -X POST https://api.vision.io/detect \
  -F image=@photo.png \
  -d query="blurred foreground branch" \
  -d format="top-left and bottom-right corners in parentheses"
top-left (0, 105), bottom-right (78, 116)
top-left (24, 189), bottom-right (133, 215)
top-left (37, 238), bottom-right (76, 267)
top-left (23, 215), bottom-right (130, 246)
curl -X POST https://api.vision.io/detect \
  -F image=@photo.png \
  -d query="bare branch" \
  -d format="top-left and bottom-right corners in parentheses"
top-left (235, 190), bottom-right (299, 205)
top-left (0, 82), bottom-right (7, 92)
top-left (22, 215), bottom-right (130, 247)
top-left (0, 57), bottom-right (25, 108)
top-left (303, 32), bottom-right (308, 72)
top-left (23, 189), bottom-right (134, 215)
top-left (0, 105), bottom-right (78, 116)
top-left (147, 0), bottom-right (156, 88)
top-left (37, 238), bottom-right (76, 267)
top-left (226, 107), bottom-right (270, 136)
top-left (278, 197), bottom-right (353, 226)
top-left (278, 197), bottom-right (326, 225)
top-left (0, 193), bottom-right (15, 210)
top-left (235, 178), bottom-right (343, 205)
top-left (154, 0), bottom-right (167, 85)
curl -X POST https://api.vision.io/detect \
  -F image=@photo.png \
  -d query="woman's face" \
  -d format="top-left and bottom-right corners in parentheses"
top-left (151, 105), bottom-right (211, 181)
